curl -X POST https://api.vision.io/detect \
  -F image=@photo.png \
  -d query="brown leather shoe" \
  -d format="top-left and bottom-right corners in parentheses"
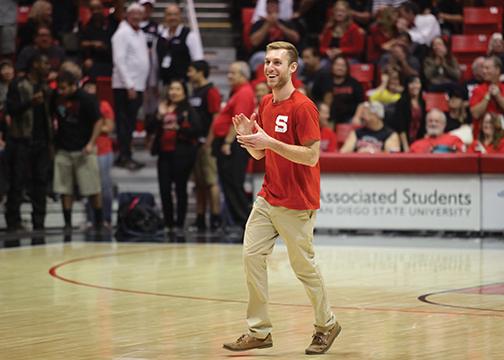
top-left (223, 333), bottom-right (273, 351)
top-left (305, 322), bottom-right (342, 355)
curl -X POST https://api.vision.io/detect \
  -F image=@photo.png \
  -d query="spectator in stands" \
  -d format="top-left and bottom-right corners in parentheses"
top-left (17, 0), bottom-right (54, 53)
top-left (4, 54), bottom-right (52, 231)
top-left (112, 3), bottom-right (150, 170)
top-left (368, 65), bottom-right (403, 105)
top-left (468, 112), bottom-right (504, 154)
top-left (466, 56), bottom-right (485, 100)
top-left (445, 86), bottom-right (471, 132)
top-left (51, 71), bottom-right (103, 231)
top-left (433, 0), bottom-right (463, 35)
top-left (82, 77), bottom-right (115, 230)
top-left (378, 32), bottom-right (420, 78)
top-left (469, 56), bottom-right (504, 139)
top-left (299, 47), bottom-right (331, 103)
top-left (254, 81), bottom-right (270, 108)
top-left (210, 61), bottom-right (255, 229)
top-left (0, 0), bottom-right (17, 60)
top-left (423, 36), bottom-right (460, 93)
top-left (410, 109), bottom-right (465, 153)
top-left (396, 1), bottom-right (440, 46)
top-left (248, 0), bottom-right (300, 72)
top-left (319, 102), bottom-right (338, 152)
top-left (325, 55), bottom-right (364, 124)
top-left (487, 33), bottom-right (504, 71)
top-left (348, 0), bottom-right (372, 28)
top-left (320, 0), bottom-right (365, 61)
top-left (391, 75), bottom-right (425, 151)
top-left (80, 0), bottom-right (113, 77)
top-left (139, 0), bottom-right (160, 149)
top-left (0, 60), bottom-right (14, 114)
top-left (187, 60), bottom-right (223, 231)
top-left (152, 80), bottom-right (202, 231)
top-left (368, 6), bottom-right (398, 63)
top-left (340, 101), bottom-right (400, 153)
top-left (0, 116), bottom-right (7, 204)
top-left (156, 4), bottom-right (204, 85)
top-left (50, 0), bottom-right (78, 45)
top-left (251, 0), bottom-right (293, 23)
top-left (16, 25), bottom-right (65, 81)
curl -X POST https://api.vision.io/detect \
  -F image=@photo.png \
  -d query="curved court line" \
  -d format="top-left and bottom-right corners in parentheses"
top-left (48, 249), bottom-right (504, 318)
top-left (418, 284), bottom-right (504, 313)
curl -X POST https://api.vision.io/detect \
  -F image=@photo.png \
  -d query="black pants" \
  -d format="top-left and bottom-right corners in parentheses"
top-left (113, 89), bottom-right (143, 160)
top-left (157, 144), bottom-right (198, 228)
top-left (5, 139), bottom-right (51, 228)
top-left (213, 138), bottom-right (251, 227)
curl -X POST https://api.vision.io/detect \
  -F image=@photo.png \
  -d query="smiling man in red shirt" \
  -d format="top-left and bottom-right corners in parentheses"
top-left (223, 41), bottom-right (340, 355)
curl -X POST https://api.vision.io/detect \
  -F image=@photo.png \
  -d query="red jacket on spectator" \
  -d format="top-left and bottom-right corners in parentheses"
top-left (410, 134), bottom-right (465, 153)
top-left (319, 22), bottom-right (365, 59)
top-left (468, 138), bottom-right (504, 154)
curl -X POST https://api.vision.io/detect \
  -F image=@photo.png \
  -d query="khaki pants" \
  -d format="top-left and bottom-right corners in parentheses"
top-left (244, 196), bottom-right (336, 339)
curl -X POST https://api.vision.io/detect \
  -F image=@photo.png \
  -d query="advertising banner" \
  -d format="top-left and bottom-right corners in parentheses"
top-left (253, 174), bottom-right (481, 231)
top-left (481, 175), bottom-right (504, 231)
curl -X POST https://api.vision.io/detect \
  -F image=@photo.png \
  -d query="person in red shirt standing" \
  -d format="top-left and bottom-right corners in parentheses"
top-left (83, 78), bottom-right (115, 229)
top-left (223, 41), bottom-right (340, 355)
top-left (470, 56), bottom-right (504, 139)
top-left (209, 61), bottom-right (255, 229)
top-left (410, 109), bottom-right (465, 153)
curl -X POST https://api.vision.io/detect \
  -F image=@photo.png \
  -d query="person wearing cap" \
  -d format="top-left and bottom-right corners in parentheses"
top-left (155, 3), bottom-right (203, 85)
top-left (111, 3), bottom-right (150, 170)
top-left (340, 101), bottom-right (400, 153)
top-left (469, 55), bottom-right (504, 139)
top-left (410, 109), bottom-right (465, 153)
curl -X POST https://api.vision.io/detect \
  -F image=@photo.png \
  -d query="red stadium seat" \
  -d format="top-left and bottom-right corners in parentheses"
top-left (423, 92), bottom-right (449, 112)
top-left (96, 76), bottom-right (114, 107)
top-left (241, 8), bottom-right (254, 54)
top-left (464, 7), bottom-right (503, 35)
top-left (451, 35), bottom-right (489, 64)
top-left (350, 63), bottom-right (375, 92)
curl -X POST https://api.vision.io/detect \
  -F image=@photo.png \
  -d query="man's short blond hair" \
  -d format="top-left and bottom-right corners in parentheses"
top-left (266, 41), bottom-right (299, 65)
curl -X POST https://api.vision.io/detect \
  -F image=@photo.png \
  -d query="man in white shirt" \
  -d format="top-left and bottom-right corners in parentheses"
top-left (155, 4), bottom-right (203, 85)
top-left (397, 1), bottom-right (440, 46)
top-left (112, 3), bottom-right (150, 170)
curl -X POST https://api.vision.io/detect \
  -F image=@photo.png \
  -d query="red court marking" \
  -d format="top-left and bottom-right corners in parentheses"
top-left (459, 284), bottom-right (504, 295)
top-left (48, 248), bottom-right (504, 319)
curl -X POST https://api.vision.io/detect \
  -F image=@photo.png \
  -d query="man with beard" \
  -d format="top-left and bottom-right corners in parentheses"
top-left (51, 71), bottom-right (103, 231)
top-left (410, 109), bottom-right (465, 153)
top-left (4, 54), bottom-right (53, 231)
top-left (223, 41), bottom-right (340, 355)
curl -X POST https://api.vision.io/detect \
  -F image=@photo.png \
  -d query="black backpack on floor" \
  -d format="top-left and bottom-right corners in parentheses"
top-left (115, 192), bottom-right (164, 240)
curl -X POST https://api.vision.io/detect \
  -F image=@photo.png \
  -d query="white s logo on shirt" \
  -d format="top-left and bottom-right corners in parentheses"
top-left (275, 115), bottom-right (288, 133)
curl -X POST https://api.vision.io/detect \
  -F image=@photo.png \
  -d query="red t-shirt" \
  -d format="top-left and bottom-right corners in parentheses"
top-left (256, 90), bottom-right (321, 210)
top-left (207, 87), bottom-right (222, 114)
top-left (96, 101), bottom-right (114, 156)
top-left (469, 82), bottom-right (504, 137)
top-left (410, 134), bottom-right (465, 153)
top-left (212, 82), bottom-right (255, 138)
top-left (320, 126), bottom-right (337, 152)
top-left (468, 138), bottom-right (504, 153)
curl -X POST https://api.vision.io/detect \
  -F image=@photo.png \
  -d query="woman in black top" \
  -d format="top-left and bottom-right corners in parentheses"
top-left (391, 76), bottom-right (426, 152)
top-left (152, 80), bottom-right (202, 230)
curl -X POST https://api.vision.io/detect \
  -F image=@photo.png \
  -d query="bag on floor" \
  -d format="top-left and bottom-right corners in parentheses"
top-left (115, 192), bottom-right (164, 240)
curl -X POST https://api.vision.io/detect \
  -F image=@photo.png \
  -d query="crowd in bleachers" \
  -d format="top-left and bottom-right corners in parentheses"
top-left (239, 0), bottom-right (504, 155)
top-left (1, 0), bottom-right (504, 234)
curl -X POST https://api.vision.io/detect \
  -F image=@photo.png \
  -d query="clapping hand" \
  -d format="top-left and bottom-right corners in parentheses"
top-left (236, 122), bottom-right (270, 150)
top-left (232, 113), bottom-right (257, 136)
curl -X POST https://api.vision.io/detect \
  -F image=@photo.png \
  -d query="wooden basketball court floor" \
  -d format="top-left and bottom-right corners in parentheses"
top-left (0, 231), bottom-right (503, 360)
